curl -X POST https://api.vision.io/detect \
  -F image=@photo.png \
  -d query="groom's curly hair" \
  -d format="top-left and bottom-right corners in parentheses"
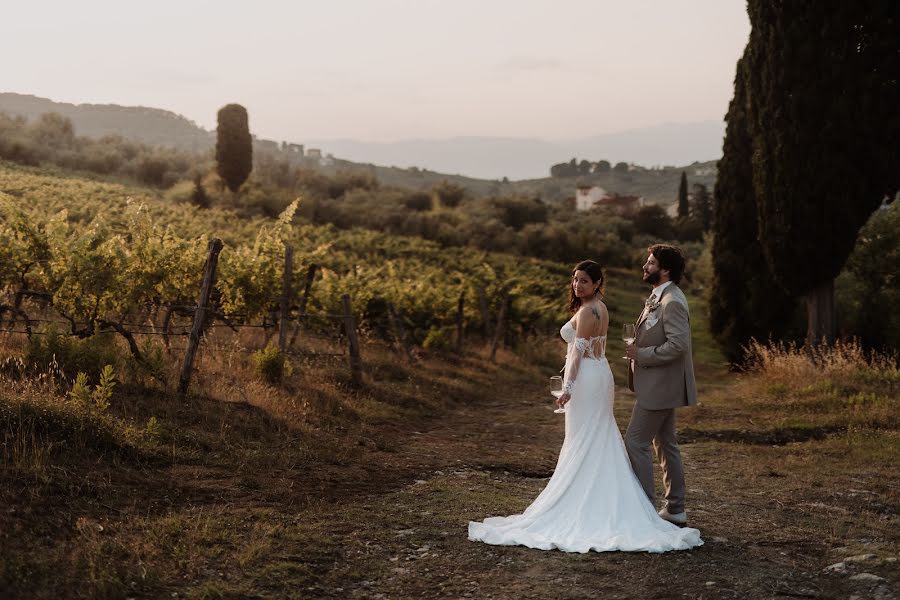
top-left (648, 244), bottom-right (685, 284)
top-left (569, 260), bottom-right (605, 312)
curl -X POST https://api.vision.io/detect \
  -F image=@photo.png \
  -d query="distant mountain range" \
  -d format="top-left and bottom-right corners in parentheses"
top-left (308, 122), bottom-right (725, 180)
top-left (0, 92), bottom-right (723, 181)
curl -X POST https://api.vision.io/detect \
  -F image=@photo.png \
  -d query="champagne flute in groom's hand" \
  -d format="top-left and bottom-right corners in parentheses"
top-left (622, 324), bottom-right (636, 360)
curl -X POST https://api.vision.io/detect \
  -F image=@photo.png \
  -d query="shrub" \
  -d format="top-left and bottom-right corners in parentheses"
top-left (68, 365), bottom-right (117, 412)
top-left (69, 372), bottom-right (91, 405)
top-left (836, 201), bottom-right (900, 351)
top-left (633, 204), bottom-right (674, 238)
top-left (136, 157), bottom-right (169, 187)
top-left (431, 181), bottom-right (466, 208)
top-left (124, 340), bottom-right (168, 386)
top-left (403, 192), bottom-right (432, 211)
top-left (674, 216), bottom-right (704, 242)
top-left (251, 344), bottom-right (293, 384)
top-left (145, 416), bottom-right (162, 439)
top-left (92, 365), bottom-right (117, 411)
top-left (491, 196), bottom-right (548, 230)
top-left (24, 330), bottom-right (121, 382)
top-left (325, 170), bottom-right (379, 198)
top-left (422, 326), bottom-right (451, 352)
top-left (163, 179), bottom-right (196, 204)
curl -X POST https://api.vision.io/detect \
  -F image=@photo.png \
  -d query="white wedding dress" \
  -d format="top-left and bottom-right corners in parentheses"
top-left (468, 316), bottom-right (703, 553)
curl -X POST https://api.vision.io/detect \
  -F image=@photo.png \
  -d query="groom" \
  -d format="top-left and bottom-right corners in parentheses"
top-left (625, 244), bottom-right (698, 526)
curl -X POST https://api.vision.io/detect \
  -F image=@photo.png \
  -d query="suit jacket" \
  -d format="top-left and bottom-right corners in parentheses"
top-left (627, 283), bottom-right (698, 410)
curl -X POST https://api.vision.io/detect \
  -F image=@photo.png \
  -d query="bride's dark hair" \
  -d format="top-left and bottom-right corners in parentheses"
top-left (569, 260), bottom-right (605, 312)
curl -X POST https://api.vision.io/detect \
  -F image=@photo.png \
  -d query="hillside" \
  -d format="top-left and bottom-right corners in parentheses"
top-left (323, 157), bottom-right (718, 207)
top-left (0, 92), bottom-right (214, 152)
top-left (0, 162), bottom-right (897, 599)
top-left (0, 92), bottom-right (717, 204)
top-left (509, 162), bottom-right (718, 207)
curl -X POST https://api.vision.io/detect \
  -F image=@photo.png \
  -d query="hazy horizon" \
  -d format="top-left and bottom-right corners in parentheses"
top-left (3, 1), bottom-right (750, 146)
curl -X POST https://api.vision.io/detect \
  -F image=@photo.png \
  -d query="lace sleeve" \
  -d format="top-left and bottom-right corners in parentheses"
top-left (563, 337), bottom-right (590, 394)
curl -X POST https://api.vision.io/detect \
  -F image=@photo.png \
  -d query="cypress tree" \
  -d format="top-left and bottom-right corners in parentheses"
top-left (710, 51), bottom-right (796, 364)
top-left (215, 104), bottom-right (253, 199)
top-left (690, 184), bottom-right (713, 232)
top-left (677, 171), bottom-right (689, 218)
top-left (746, 1), bottom-right (900, 345)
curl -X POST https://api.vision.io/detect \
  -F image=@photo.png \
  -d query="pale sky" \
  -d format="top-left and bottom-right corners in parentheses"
top-left (3, 0), bottom-right (750, 143)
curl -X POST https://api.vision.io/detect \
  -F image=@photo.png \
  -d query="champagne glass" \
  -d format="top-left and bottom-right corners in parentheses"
top-left (622, 324), bottom-right (636, 360)
top-left (550, 376), bottom-right (565, 414)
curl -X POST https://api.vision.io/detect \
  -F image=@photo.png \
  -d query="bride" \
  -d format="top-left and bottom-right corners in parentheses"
top-left (468, 260), bottom-right (703, 553)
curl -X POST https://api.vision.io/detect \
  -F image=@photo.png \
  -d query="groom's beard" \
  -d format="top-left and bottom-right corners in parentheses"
top-left (644, 270), bottom-right (661, 286)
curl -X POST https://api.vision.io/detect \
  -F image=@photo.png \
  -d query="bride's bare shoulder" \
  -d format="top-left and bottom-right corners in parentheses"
top-left (577, 302), bottom-right (606, 321)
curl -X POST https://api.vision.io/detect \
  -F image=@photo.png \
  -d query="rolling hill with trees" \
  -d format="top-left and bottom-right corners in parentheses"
top-left (0, 92), bottom-right (717, 205)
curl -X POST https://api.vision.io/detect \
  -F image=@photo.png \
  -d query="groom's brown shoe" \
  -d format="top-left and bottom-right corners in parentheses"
top-left (658, 507), bottom-right (688, 527)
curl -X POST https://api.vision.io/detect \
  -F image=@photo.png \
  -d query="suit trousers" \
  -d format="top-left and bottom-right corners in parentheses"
top-left (625, 404), bottom-right (686, 513)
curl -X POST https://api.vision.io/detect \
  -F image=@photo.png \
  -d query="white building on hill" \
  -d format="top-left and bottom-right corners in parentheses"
top-left (575, 185), bottom-right (610, 211)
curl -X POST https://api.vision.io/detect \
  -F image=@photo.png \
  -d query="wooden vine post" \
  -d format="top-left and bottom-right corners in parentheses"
top-left (341, 294), bottom-right (363, 386)
top-left (178, 238), bottom-right (224, 396)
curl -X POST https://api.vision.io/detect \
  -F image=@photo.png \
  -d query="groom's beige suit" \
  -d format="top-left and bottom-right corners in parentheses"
top-left (626, 282), bottom-right (697, 514)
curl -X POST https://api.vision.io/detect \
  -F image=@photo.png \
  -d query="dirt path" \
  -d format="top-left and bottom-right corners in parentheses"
top-left (6, 349), bottom-right (895, 599)
top-left (251, 375), bottom-right (898, 600)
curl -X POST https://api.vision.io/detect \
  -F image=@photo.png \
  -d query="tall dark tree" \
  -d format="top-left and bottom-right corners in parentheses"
top-left (613, 161), bottom-right (629, 173)
top-left (690, 183), bottom-right (712, 231)
top-left (745, 1), bottom-right (900, 345)
top-left (215, 104), bottom-right (253, 199)
top-left (710, 51), bottom-right (797, 364)
top-left (677, 171), bottom-right (689, 218)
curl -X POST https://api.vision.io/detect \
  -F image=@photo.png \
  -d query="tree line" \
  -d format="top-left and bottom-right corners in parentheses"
top-left (710, 1), bottom-right (899, 362)
top-left (549, 158), bottom-right (629, 178)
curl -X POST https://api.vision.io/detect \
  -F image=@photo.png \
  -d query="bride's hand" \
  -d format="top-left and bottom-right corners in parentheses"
top-left (557, 392), bottom-right (571, 408)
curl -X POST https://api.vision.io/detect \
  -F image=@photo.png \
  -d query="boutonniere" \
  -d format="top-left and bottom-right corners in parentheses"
top-left (645, 298), bottom-right (662, 312)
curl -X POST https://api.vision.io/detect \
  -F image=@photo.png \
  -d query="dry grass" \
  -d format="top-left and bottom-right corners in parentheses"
top-left (744, 340), bottom-right (898, 430)
top-left (2, 308), bottom-right (898, 598)
top-left (0, 320), bottom-right (525, 598)
top-left (743, 338), bottom-right (898, 391)
top-left (0, 359), bottom-right (148, 473)
top-left (679, 340), bottom-right (899, 443)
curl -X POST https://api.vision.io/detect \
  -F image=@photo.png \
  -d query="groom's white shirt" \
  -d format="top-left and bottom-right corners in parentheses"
top-left (650, 280), bottom-right (672, 301)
